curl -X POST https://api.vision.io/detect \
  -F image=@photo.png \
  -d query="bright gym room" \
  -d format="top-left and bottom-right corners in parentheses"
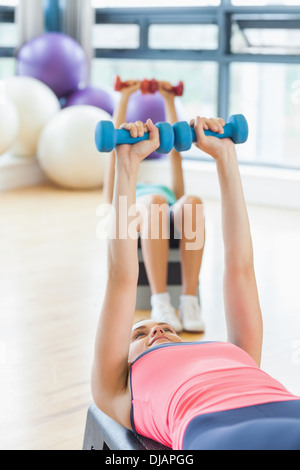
top-left (1, 0), bottom-right (300, 452)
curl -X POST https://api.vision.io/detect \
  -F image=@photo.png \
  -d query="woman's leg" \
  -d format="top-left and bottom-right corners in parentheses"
top-left (182, 400), bottom-right (300, 450)
top-left (172, 195), bottom-right (205, 295)
top-left (137, 193), bottom-right (182, 332)
top-left (172, 195), bottom-right (205, 332)
top-left (138, 193), bottom-right (170, 294)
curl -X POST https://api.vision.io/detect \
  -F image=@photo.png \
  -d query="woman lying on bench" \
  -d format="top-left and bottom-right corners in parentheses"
top-left (91, 117), bottom-right (300, 450)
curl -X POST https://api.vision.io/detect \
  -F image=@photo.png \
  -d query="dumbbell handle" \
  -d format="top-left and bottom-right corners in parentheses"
top-left (194, 122), bottom-right (233, 141)
top-left (141, 79), bottom-right (184, 96)
top-left (116, 129), bottom-right (149, 146)
top-left (172, 114), bottom-right (248, 150)
top-left (115, 76), bottom-right (184, 96)
top-left (115, 124), bottom-right (233, 144)
top-left (95, 121), bottom-right (175, 154)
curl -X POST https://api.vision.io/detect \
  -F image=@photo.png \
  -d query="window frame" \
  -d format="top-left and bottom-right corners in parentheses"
top-left (0, 4), bottom-right (15, 57)
top-left (2, 1), bottom-right (300, 169)
top-left (94, 7), bottom-right (219, 60)
top-left (93, 1), bottom-right (300, 140)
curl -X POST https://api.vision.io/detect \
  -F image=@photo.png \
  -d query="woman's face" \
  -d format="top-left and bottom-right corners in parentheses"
top-left (128, 319), bottom-right (183, 363)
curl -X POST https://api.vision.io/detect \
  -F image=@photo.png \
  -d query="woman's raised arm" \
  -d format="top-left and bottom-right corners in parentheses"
top-left (91, 120), bottom-right (160, 427)
top-left (193, 116), bottom-right (263, 366)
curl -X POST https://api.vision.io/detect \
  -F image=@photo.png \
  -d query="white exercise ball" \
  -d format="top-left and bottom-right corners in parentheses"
top-left (37, 105), bottom-right (110, 189)
top-left (4, 76), bottom-right (60, 157)
top-left (0, 95), bottom-right (19, 155)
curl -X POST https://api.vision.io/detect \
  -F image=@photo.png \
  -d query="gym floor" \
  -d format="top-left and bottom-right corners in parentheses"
top-left (1, 183), bottom-right (300, 450)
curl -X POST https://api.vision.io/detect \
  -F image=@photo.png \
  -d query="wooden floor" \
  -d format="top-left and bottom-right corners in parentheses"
top-left (1, 183), bottom-right (300, 450)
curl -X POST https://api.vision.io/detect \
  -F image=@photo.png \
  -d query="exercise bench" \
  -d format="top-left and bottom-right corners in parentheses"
top-left (83, 403), bottom-right (170, 450)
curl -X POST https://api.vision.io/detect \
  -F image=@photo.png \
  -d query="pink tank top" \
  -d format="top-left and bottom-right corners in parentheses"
top-left (130, 342), bottom-right (299, 449)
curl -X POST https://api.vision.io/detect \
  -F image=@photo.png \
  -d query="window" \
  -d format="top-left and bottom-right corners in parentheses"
top-left (0, 0), bottom-right (18, 5)
top-left (232, 1), bottom-right (300, 5)
top-left (230, 63), bottom-right (300, 168)
top-left (92, 1), bottom-right (300, 169)
top-left (92, 24), bottom-right (140, 49)
top-left (0, 0), bottom-right (18, 79)
top-left (91, 58), bottom-right (218, 120)
top-left (92, 1), bottom-right (221, 7)
top-left (149, 24), bottom-right (218, 51)
top-left (231, 13), bottom-right (300, 55)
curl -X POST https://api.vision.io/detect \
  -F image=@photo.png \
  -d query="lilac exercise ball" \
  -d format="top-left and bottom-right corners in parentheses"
top-left (17, 33), bottom-right (88, 99)
top-left (126, 91), bottom-right (167, 159)
top-left (64, 85), bottom-right (117, 116)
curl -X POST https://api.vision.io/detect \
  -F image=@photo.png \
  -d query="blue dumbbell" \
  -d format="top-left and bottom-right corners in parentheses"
top-left (172, 114), bottom-right (248, 151)
top-left (95, 121), bottom-right (175, 154)
top-left (95, 115), bottom-right (248, 154)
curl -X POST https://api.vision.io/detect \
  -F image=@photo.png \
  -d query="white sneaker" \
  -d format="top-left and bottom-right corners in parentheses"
top-left (179, 295), bottom-right (205, 333)
top-left (151, 292), bottom-right (183, 333)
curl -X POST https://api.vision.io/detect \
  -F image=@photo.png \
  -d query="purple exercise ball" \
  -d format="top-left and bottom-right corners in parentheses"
top-left (126, 91), bottom-right (166, 159)
top-left (64, 86), bottom-right (117, 116)
top-left (17, 32), bottom-right (88, 99)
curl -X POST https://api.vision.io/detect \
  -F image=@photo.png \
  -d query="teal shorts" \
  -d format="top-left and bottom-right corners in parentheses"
top-left (136, 183), bottom-right (177, 206)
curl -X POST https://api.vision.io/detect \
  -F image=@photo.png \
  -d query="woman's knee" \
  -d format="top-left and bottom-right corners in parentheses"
top-left (149, 193), bottom-right (169, 207)
top-left (138, 193), bottom-right (169, 209)
top-left (173, 195), bottom-right (204, 232)
top-left (138, 193), bottom-right (169, 235)
top-left (180, 195), bottom-right (203, 207)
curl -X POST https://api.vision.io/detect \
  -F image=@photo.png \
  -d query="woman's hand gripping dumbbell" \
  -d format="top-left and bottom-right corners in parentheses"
top-left (95, 115), bottom-right (249, 154)
top-left (114, 75), bottom-right (184, 96)
top-left (141, 79), bottom-right (184, 96)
